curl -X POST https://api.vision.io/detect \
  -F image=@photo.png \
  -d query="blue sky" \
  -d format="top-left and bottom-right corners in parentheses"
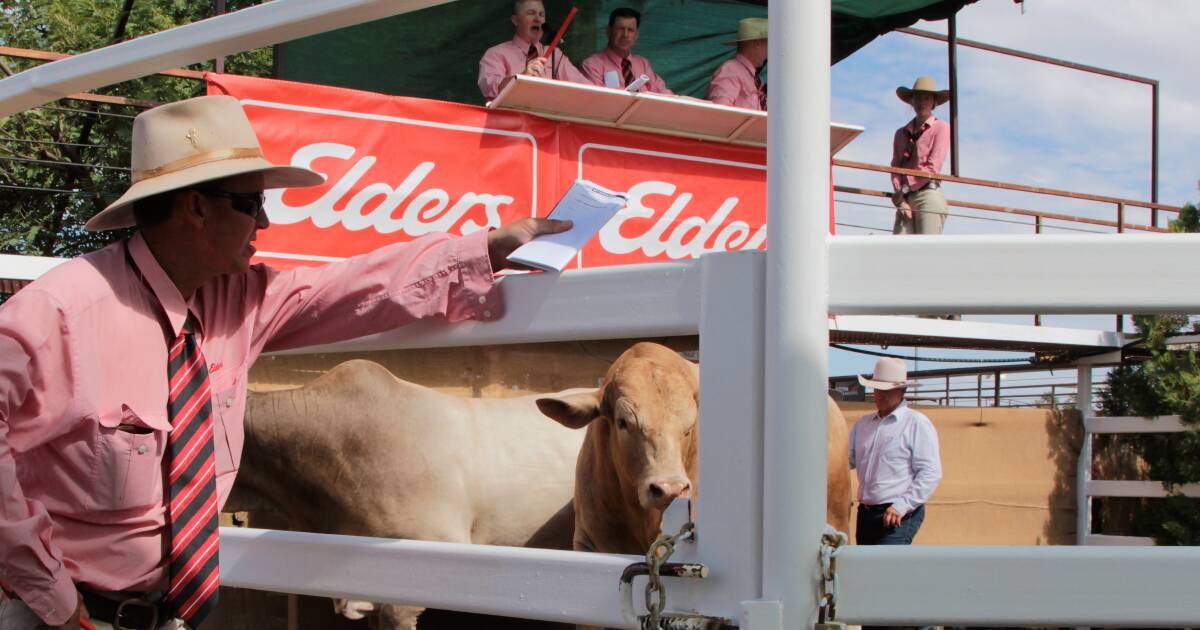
top-left (826, 0), bottom-right (1198, 384)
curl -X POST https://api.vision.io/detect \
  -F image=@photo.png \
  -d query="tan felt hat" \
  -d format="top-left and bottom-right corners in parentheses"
top-left (858, 357), bottom-right (912, 391)
top-left (86, 95), bottom-right (324, 231)
top-left (895, 76), bottom-right (951, 106)
top-left (723, 17), bottom-right (768, 45)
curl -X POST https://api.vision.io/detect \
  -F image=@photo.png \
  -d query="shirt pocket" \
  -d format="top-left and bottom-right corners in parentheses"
top-left (209, 369), bottom-right (244, 486)
top-left (880, 440), bottom-right (911, 475)
top-left (91, 404), bottom-right (171, 512)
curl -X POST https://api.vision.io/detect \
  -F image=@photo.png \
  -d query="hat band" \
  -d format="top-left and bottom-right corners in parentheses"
top-left (132, 147), bottom-right (265, 183)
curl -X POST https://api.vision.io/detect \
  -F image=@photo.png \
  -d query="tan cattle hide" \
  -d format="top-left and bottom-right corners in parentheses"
top-left (538, 342), bottom-right (852, 556)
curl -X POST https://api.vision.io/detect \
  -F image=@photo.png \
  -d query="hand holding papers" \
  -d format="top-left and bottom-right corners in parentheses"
top-left (506, 180), bottom-right (627, 272)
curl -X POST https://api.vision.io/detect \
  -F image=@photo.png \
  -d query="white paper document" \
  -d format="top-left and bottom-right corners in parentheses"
top-left (506, 179), bottom-right (628, 272)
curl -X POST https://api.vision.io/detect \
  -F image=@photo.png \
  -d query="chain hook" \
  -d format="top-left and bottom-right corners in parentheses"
top-left (642, 520), bottom-right (695, 630)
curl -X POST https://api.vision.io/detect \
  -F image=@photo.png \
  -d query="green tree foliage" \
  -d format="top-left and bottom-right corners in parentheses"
top-left (0, 0), bottom-right (271, 258)
top-left (1099, 202), bottom-right (1200, 545)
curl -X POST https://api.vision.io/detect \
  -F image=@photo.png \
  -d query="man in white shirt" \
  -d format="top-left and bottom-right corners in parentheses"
top-left (849, 358), bottom-right (942, 546)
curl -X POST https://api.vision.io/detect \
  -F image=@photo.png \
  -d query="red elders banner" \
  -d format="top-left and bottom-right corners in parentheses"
top-left (207, 73), bottom-right (778, 270)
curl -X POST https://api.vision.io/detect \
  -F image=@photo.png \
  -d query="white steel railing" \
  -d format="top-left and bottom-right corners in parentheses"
top-left (4, 0), bottom-right (1200, 628)
top-left (1076, 366), bottom-right (1200, 546)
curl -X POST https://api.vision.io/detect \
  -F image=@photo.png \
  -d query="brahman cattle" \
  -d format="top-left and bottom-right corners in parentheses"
top-left (225, 359), bottom-right (585, 629)
top-left (536, 342), bottom-right (852, 558)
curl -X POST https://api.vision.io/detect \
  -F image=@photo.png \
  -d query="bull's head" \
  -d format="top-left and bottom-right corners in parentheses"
top-left (537, 343), bottom-right (699, 514)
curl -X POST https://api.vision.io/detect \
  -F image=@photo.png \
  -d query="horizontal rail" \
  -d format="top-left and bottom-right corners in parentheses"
top-left (0, 0), bottom-right (452, 117)
top-left (273, 259), bottom-right (704, 353)
top-left (836, 545), bottom-right (1200, 626)
top-left (8, 233), bottom-right (1200, 328)
top-left (1086, 415), bottom-right (1187, 434)
top-left (220, 528), bottom-right (641, 629)
top-left (834, 159), bottom-right (1180, 213)
top-left (1087, 480), bottom-right (1200, 499)
top-left (0, 254), bottom-right (67, 281)
top-left (835, 185), bottom-right (1169, 233)
top-left (1084, 534), bottom-right (1155, 546)
top-left (830, 234), bottom-right (1200, 315)
top-left (898, 28), bottom-right (1158, 86)
top-left (0, 45), bottom-right (205, 80)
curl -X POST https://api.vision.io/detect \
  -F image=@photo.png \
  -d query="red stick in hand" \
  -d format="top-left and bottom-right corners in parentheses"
top-left (543, 6), bottom-right (578, 63)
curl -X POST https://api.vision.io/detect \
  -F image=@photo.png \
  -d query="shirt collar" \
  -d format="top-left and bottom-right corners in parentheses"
top-left (512, 35), bottom-right (542, 54)
top-left (604, 47), bottom-right (631, 64)
top-left (909, 114), bottom-right (938, 133)
top-left (734, 53), bottom-right (758, 75)
top-left (127, 232), bottom-right (196, 339)
top-left (874, 400), bottom-right (909, 422)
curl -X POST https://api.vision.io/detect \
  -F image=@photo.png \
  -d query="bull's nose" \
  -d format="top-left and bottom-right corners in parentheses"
top-left (647, 479), bottom-right (692, 508)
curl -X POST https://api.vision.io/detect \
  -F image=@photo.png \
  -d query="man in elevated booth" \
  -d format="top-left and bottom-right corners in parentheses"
top-left (581, 7), bottom-right (673, 94)
top-left (478, 0), bottom-right (591, 101)
top-left (708, 17), bottom-right (768, 111)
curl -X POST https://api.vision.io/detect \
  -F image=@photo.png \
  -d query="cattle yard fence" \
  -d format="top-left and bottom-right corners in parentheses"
top-left (2, 1), bottom-right (1200, 628)
top-left (1075, 365), bottom-right (1200, 547)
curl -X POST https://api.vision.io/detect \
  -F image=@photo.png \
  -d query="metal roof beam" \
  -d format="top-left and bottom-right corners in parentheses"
top-left (0, 0), bottom-right (452, 117)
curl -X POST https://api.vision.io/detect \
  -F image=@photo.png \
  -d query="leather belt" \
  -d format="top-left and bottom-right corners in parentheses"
top-left (914, 179), bottom-right (940, 192)
top-left (79, 588), bottom-right (168, 630)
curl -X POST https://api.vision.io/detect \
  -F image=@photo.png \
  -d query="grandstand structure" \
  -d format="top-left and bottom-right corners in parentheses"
top-left (1, 1), bottom-right (1198, 627)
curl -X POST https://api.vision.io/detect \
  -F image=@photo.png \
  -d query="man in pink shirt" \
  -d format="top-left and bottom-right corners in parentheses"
top-left (477, 0), bottom-right (591, 101)
top-left (0, 96), bottom-right (567, 630)
top-left (707, 17), bottom-right (767, 111)
top-left (581, 8), bottom-right (672, 94)
top-left (891, 76), bottom-right (951, 235)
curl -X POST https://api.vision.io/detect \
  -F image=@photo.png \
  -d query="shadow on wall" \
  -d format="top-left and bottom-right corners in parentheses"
top-left (1043, 405), bottom-right (1082, 544)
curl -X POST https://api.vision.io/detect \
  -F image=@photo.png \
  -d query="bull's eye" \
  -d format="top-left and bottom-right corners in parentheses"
top-left (615, 416), bottom-right (628, 430)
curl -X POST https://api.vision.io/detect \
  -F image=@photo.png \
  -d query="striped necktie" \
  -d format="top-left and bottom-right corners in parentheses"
top-left (755, 70), bottom-right (767, 110)
top-left (165, 315), bottom-right (220, 626)
top-left (621, 57), bottom-right (635, 89)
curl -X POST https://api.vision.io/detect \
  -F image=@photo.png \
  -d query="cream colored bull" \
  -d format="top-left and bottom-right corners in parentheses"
top-left (537, 342), bottom-right (852, 558)
top-left (226, 359), bottom-right (585, 629)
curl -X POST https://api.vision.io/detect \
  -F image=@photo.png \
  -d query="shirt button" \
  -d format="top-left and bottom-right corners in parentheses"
top-left (483, 310), bottom-right (493, 318)
top-left (137, 445), bottom-right (147, 455)
top-left (478, 295), bottom-right (487, 304)
top-left (225, 398), bottom-right (233, 408)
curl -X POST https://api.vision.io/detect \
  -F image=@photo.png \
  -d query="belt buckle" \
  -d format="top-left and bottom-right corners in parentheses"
top-left (114, 597), bottom-right (159, 630)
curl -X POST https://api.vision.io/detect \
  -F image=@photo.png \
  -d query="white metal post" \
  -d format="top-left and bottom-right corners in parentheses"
top-left (672, 252), bottom-right (766, 616)
top-left (762, 0), bottom-right (831, 628)
top-left (1076, 365), bottom-right (1093, 546)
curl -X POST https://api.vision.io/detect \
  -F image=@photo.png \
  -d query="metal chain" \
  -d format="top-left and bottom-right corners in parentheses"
top-left (643, 520), bottom-right (695, 630)
top-left (819, 526), bottom-right (849, 623)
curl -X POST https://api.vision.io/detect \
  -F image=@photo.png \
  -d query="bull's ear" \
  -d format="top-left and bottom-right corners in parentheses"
top-left (536, 390), bottom-right (602, 429)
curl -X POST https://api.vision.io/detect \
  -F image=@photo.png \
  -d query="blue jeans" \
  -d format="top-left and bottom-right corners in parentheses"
top-left (855, 503), bottom-right (925, 545)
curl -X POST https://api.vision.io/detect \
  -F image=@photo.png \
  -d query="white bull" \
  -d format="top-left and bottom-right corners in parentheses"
top-left (225, 359), bottom-right (585, 629)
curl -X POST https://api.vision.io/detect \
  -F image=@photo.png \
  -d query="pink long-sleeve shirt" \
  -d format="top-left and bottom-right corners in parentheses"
top-left (477, 36), bottom-right (590, 100)
top-left (0, 230), bottom-right (499, 625)
top-left (891, 115), bottom-right (950, 193)
top-left (580, 48), bottom-right (673, 94)
top-left (707, 54), bottom-right (764, 111)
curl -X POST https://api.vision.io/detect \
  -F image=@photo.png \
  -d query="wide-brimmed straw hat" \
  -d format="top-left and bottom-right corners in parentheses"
top-left (858, 358), bottom-right (912, 391)
top-left (86, 95), bottom-right (324, 231)
top-left (723, 17), bottom-right (768, 45)
top-left (895, 76), bottom-right (951, 106)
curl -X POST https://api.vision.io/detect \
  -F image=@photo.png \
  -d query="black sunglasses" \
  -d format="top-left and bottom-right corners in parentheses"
top-left (195, 189), bottom-right (266, 220)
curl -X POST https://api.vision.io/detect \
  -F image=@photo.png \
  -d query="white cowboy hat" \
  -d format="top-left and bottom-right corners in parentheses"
top-left (723, 17), bottom-right (768, 45)
top-left (895, 76), bottom-right (951, 107)
top-left (857, 357), bottom-right (912, 391)
top-left (86, 95), bottom-right (324, 231)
